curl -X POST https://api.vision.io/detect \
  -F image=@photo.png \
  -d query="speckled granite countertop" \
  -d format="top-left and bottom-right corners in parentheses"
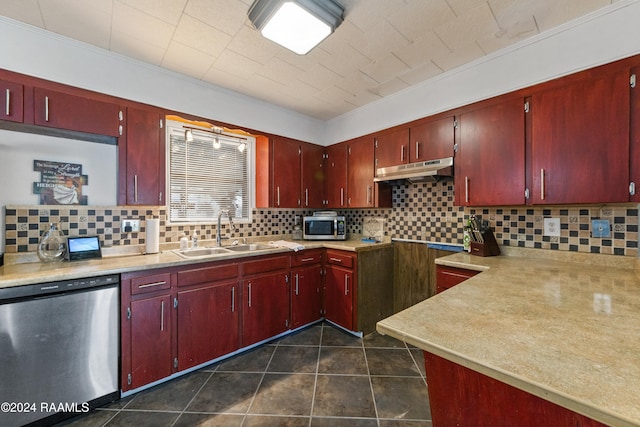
top-left (377, 247), bottom-right (640, 427)
top-left (0, 238), bottom-right (391, 289)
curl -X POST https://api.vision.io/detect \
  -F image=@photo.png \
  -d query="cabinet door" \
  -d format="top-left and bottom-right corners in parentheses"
top-left (435, 265), bottom-right (480, 294)
top-left (33, 87), bottom-right (121, 136)
top-left (130, 294), bottom-right (173, 389)
top-left (177, 282), bottom-right (239, 370)
top-left (410, 116), bottom-right (454, 162)
top-left (375, 128), bottom-right (409, 169)
top-left (455, 98), bottom-right (526, 206)
top-left (531, 69), bottom-right (630, 204)
top-left (123, 107), bottom-right (165, 205)
top-left (301, 142), bottom-right (325, 208)
top-left (631, 66), bottom-right (640, 202)
top-left (273, 137), bottom-right (301, 207)
top-left (324, 264), bottom-right (353, 330)
top-left (242, 272), bottom-right (290, 346)
top-left (291, 264), bottom-right (323, 328)
top-left (347, 137), bottom-right (375, 208)
top-left (0, 80), bottom-right (23, 122)
top-left (325, 143), bottom-right (348, 208)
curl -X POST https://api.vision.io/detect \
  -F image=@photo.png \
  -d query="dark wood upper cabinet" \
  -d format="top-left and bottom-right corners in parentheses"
top-left (455, 97), bottom-right (526, 206)
top-left (347, 137), bottom-right (375, 208)
top-left (272, 136), bottom-right (301, 208)
top-left (120, 107), bottom-right (165, 206)
top-left (325, 143), bottom-right (348, 208)
top-left (301, 142), bottom-right (325, 208)
top-left (409, 116), bottom-right (455, 162)
top-left (631, 66), bottom-right (640, 202)
top-left (530, 68), bottom-right (630, 204)
top-left (33, 87), bottom-right (122, 136)
top-left (374, 128), bottom-right (410, 169)
top-left (0, 80), bottom-right (24, 123)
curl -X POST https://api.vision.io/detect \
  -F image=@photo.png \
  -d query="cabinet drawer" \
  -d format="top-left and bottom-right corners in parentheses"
top-left (435, 266), bottom-right (480, 294)
top-left (326, 250), bottom-right (355, 268)
top-left (177, 263), bottom-right (239, 287)
top-left (130, 272), bottom-right (171, 295)
top-left (291, 249), bottom-right (323, 266)
top-left (243, 255), bottom-right (290, 276)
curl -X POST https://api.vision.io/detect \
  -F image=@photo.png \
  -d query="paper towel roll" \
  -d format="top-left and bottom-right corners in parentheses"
top-left (146, 218), bottom-right (160, 254)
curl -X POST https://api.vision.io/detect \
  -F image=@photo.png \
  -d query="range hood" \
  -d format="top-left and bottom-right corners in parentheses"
top-left (374, 157), bottom-right (454, 183)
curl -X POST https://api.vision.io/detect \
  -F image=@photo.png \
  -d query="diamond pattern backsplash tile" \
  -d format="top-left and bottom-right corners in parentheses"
top-left (4, 178), bottom-right (638, 256)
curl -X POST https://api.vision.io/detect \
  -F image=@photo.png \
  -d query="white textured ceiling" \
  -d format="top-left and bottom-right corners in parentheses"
top-left (0, 0), bottom-right (618, 120)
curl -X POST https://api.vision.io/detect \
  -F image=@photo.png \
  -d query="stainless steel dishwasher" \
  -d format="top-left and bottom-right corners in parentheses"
top-left (0, 274), bottom-right (119, 426)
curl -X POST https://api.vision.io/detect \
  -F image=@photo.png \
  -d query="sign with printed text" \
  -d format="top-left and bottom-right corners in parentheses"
top-left (33, 160), bottom-right (88, 205)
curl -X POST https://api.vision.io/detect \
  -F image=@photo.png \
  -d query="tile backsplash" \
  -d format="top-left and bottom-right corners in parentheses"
top-left (4, 178), bottom-right (639, 257)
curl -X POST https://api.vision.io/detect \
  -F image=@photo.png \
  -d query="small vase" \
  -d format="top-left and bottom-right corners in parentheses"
top-left (37, 223), bottom-right (66, 262)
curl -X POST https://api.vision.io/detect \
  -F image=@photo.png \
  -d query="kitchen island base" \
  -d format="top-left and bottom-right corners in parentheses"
top-left (424, 352), bottom-right (608, 427)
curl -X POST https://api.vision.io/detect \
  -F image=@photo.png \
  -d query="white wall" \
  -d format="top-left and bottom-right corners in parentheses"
top-left (0, 129), bottom-right (117, 254)
top-left (324, 0), bottom-right (640, 144)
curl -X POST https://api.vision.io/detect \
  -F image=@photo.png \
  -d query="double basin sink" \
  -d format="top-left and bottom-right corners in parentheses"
top-left (173, 244), bottom-right (274, 259)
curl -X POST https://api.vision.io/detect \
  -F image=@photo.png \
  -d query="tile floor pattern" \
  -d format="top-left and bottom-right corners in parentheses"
top-left (59, 322), bottom-right (432, 427)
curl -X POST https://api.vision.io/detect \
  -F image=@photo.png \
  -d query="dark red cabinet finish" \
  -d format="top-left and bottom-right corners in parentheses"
top-left (409, 116), bottom-right (455, 162)
top-left (121, 107), bottom-right (165, 205)
top-left (347, 137), bottom-right (375, 207)
top-left (455, 97), bottom-right (526, 206)
top-left (273, 136), bottom-right (301, 207)
top-left (291, 250), bottom-right (323, 328)
top-left (324, 250), bottom-right (356, 330)
top-left (0, 80), bottom-right (24, 122)
top-left (242, 272), bottom-right (290, 346)
top-left (325, 143), bottom-right (348, 208)
top-left (33, 87), bottom-right (121, 136)
top-left (435, 265), bottom-right (480, 294)
top-left (301, 142), bottom-right (325, 208)
top-left (631, 66), bottom-right (640, 202)
top-left (531, 69), bottom-right (630, 204)
top-left (375, 128), bottom-right (410, 169)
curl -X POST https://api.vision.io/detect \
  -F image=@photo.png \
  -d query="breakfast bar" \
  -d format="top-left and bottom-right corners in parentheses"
top-left (377, 247), bottom-right (640, 427)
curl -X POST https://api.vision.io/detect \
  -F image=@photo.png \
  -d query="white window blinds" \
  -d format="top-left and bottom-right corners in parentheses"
top-left (167, 122), bottom-right (253, 223)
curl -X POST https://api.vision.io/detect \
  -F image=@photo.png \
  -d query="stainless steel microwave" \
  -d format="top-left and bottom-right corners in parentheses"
top-left (303, 212), bottom-right (346, 240)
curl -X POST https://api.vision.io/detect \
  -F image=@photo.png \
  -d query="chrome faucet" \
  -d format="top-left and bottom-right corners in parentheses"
top-left (217, 209), bottom-right (235, 247)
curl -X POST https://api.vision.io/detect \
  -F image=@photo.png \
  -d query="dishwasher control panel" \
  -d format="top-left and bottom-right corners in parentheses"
top-left (0, 274), bottom-right (119, 302)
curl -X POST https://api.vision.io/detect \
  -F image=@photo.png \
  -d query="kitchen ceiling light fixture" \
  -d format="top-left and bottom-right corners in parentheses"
top-left (248, 0), bottom-right (344, 55)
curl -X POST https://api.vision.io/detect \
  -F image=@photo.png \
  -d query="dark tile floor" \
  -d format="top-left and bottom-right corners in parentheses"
top-left (59, 322), bottom-right (432, 426)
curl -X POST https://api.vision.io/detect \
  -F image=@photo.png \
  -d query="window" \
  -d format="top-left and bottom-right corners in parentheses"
top-left (166, 120), bottom-right (254, 223)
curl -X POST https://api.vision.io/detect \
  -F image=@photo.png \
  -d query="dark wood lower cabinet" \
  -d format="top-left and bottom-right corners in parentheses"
top-left (435, 265), bottom-right (479, 293)
top-left (424, 352), bottom-right (607, 427)
top-left (291, 264), bottom-right (323, 328)
top-left (242, 272), bottom-right (290, 346)
top-left (324, 264), bottom-right (354, 330)
top-left (130, 294), bottom-right (173, 390)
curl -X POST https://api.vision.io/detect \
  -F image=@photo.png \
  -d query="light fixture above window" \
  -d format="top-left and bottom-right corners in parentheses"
top-left (248, 0), bottom-right (344, 55)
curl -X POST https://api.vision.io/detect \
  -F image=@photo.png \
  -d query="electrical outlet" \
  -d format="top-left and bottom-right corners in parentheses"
top-left (591, 219), bottom-right (610, 238)
top-left (543, 217), bottom-right (560, 237)
top-left (121, 219), bottom-right (140, 233)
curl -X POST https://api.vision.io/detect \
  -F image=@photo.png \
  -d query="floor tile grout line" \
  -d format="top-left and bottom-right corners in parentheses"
top-left (307, 323), bottom-right (323, 427)
top-left (405, 342), bottom-right (429, 386)
top-left (361, 331), bottom-right (381, 427)
top-left (168, 370), bottom-right (216, 427)
top-left (240, 339), bottom-right (279, 426)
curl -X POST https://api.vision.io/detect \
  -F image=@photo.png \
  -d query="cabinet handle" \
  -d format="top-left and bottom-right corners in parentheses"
top-left (330, 257), bottom-right (343, 263)
top-left (160, 300), bottom-right (165, 332)
top-left (276, 186), bottom-right (280, 206)
top-left (367, 186), bottom-right (372, 205)
top-left (340, 188), bottom-right (344, 206)
top-left (415, 141), bottom-right (419, 159)
top-left (305, 188), bottom-right (309, 206)
top-left (5, 89), bottom-right (9, 116)
top-left (138, 280), bottom-right (166, 289)
top-left (301, 257), bottom-right (314, 262)
top-left (248, 282), bottom-right (252, 307)
top-left (344, 274), bottom-right (349, 296)
top-left (44, 96), bottom-right (49, 122)
top-left (134, 174), bottom-right (138, 202)
top-left (231, 287), bottom-right (235, 313)
top-left (295, 273), bottom-right (299, 295)
top-left (401, 145), bottom-right (405, 162)
top-left (540, 169), bottom-right (545, 200)
top-left (465, 176), bottom-right (469, 203)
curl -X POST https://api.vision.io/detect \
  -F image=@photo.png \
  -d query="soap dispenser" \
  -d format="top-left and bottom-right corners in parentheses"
top-left (192, 230), bottom-right (198, 248)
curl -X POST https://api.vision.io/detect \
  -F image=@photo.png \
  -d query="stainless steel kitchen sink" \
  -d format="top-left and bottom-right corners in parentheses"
top-left (173, 247), bottom-right (232, 258)
top-left (224, 244), bottom-right (273, 252)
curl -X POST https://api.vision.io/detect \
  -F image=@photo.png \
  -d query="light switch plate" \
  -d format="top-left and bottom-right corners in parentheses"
top-left (121, 219), bottom-right (140, 233)
top-left (591, 219), bottom-right (610, 238)
top-left (543, 218), bottom-right (560, 237)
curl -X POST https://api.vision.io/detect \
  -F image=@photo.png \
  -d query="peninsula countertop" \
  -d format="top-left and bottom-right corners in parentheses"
top-left (0, 237), bottom-right (391, 289)
top-left (376, 247), bottom-right (640, 427)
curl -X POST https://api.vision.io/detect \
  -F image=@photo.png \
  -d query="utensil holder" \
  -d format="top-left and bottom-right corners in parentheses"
top-left (470, 228), bottom-right (501, 257)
